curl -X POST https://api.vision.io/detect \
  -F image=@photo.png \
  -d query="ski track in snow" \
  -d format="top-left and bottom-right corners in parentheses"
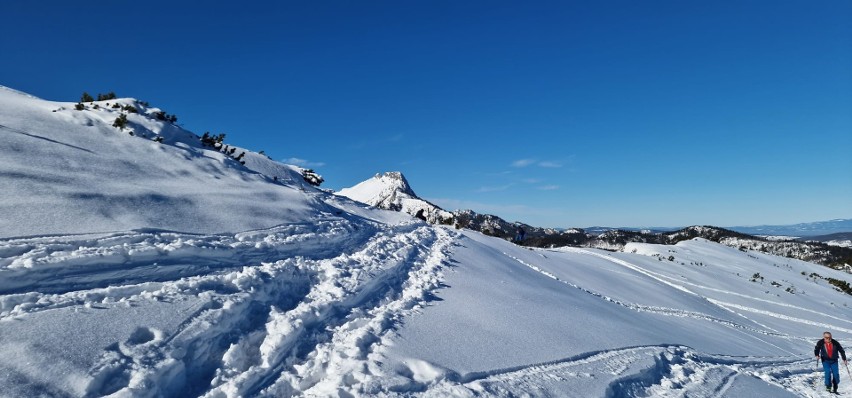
top-left (2, 225), bottom-right (837, 398)
top-left (415, 343), bottom-right (829, 398)
top-left (502, 252), bottom-right (798, 344)
top-left (0, 213), bottom-right (458, 397)
top-left (1, 222), bottom-right (840, 398)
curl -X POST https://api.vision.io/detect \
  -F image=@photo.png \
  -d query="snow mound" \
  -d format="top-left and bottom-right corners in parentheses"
top-left (337, 172), bottom-right (453, 224)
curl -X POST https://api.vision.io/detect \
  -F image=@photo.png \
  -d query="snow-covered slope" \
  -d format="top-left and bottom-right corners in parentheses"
top-left (2, 86), bottom-right (851, 397)
top-left (0, 86), bottom-right (323, 237)
top-left (337, 172), bottom-right (453, 224)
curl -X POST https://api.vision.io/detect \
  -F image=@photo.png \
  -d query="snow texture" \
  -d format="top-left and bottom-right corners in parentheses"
top-left (1, 86), bottom-right (850, 397)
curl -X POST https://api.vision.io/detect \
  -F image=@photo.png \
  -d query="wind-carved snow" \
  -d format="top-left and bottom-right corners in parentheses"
top-left (2, 86), bottom-right (852, 397)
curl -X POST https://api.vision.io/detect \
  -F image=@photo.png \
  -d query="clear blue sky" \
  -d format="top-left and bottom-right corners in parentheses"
top-left (3, 1), bottom-right (850, 228)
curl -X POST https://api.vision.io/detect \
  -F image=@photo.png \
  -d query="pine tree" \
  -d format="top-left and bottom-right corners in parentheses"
top-left (81, 92), bottom-right (94, 102)
top-left (113, 113), bottom-right (128, 129)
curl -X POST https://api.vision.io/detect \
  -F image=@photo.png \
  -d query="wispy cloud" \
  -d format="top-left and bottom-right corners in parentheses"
top-left (538, 185), bottom-right (560, 191)
top-left (475, 184), bottom-right (514, 193)
top-left (538, 161), bottom-right (562, 168)
top-left (283, 157), bottom-right (326, 168)
top-left (511, 159), bottom-right (537, 168)
top-left (512, 159), bottom-right (563, 168)
top-left (522, 178), bottom-right (543, 184)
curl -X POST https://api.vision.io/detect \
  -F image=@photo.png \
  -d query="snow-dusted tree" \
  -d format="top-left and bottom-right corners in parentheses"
top-left (113, 113), bottom-right (128, 129)
top-left (302, 169), bottom-right (324, 186)
top-left (97, 92), bottom-right (117, 101)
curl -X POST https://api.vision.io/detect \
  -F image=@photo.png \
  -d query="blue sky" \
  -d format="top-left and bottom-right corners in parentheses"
top-left (3, 1), bottom-right (850, 228)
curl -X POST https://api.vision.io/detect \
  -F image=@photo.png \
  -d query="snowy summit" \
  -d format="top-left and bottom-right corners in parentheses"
top-left (337, 171), bottom-right (453, 224)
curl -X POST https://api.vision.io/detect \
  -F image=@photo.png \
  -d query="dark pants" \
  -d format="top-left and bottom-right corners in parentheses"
top-left (824, 361), bottom-right (840, 388)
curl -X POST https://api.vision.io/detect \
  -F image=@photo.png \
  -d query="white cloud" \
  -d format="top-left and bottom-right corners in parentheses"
top-left (283, 157), bottom-right (326, 168)
top-left (538, 185), bottom-right (560, 191)
top-left (511, 159), bottom-right (563, 168)
top-left (475, 184), bottom-right (514, 193)
top-left (511, 159), bottom-right (537, 168)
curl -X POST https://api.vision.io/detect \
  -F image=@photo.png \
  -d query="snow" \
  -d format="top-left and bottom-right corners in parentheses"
top-left (760, 235), bottom-right (802, 241)
top-left (1, 85), bottom-right (850, 397)
top-left (0, 87), bottom-right (321, 237)
top-left (827, 240), bottom-right (852, 248)
top-left (337, 172), bottom-right (453, 224)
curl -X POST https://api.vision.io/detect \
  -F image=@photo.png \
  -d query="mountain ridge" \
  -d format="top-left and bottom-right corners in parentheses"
top-left (341, 171), bottom-right (852, 268)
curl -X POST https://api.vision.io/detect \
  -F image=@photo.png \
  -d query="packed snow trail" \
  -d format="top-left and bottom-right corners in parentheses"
top-left (0, 211), bottom-right (456, 397)
top-left (414, 345), bottom-right (824, 397)
top-left (3, 210), bottom-right (851, 397)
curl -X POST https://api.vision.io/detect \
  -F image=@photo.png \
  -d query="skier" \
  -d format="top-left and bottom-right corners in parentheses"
top-left (515, 226), bottom-right (526, 243)
top-left (815, 331), bottom-right (848, 394)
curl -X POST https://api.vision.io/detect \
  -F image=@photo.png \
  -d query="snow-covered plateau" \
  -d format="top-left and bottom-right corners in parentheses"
top-left (1, 86), bottom-right (850, 397)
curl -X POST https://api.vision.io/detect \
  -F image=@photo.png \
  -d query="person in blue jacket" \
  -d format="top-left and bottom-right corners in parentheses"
top-left (815, 331), bottom-right (848, 393)
top-left (514, 226), bottom-right (526, 243)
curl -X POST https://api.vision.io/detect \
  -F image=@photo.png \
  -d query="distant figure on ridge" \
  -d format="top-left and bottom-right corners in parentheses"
top-left (515, 226), bottom-right (526, 243)
top-left (815, 331), bottom-right (848, 394)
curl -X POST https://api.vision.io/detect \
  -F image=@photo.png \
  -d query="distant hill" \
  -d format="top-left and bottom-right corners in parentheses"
top-left (727, 219), bottom-right (852, 237)
top-left (339, 173), bottom-right (852, 268)
top-left (803, 232), bottom-right (852, 248)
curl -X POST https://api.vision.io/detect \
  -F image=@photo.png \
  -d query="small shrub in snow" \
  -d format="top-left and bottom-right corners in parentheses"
top-left (113, 113), bottom-right (128, 129)
top-left (153, 111), bottom-right (178, 124)
top-left (827, 278), bottom-right (852, 295)
top-left (122, 104), bottom-right (138, 113)
top-left (74, 103), bottom-right (85, 111)
top-left (200, 132), bottom-right (226, 147)
top-left (97, 92), bottom-right (117, 101)
top-left (302, 169), bottom-right (324, 186)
